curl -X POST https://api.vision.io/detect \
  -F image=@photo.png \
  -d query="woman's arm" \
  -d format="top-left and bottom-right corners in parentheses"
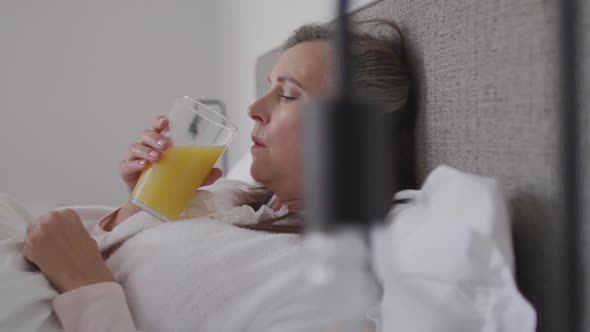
top-left (53, 282), bottom-right (141, 332)
top-left (23, 209), bottom-right (143, 331)
top-left (23, 209), bottom-right (115, 292)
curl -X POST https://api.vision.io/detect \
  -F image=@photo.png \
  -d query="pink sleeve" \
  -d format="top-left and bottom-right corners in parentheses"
top-left (53, 282), bottom-right (140, 332)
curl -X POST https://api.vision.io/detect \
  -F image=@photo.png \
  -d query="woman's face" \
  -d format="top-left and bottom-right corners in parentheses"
top-left (248, 40), bottom-right (331, 199)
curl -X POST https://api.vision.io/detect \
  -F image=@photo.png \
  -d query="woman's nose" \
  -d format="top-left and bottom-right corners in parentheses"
top-left (247, 95), bottom-right (271, 124)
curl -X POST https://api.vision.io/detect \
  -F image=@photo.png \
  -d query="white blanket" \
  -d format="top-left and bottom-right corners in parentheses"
top-left (0, 186), bottom-right (340, 332)
top-left (0, 195), bottom-right (119, 332)
top-left (0, 167), bottom-right (536, 332)
top-left (0, 194), bottom-right (61, 332)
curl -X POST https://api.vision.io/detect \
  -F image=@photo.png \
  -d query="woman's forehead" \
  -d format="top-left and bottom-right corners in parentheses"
top-left (270, 41), bottom-right (331, 91)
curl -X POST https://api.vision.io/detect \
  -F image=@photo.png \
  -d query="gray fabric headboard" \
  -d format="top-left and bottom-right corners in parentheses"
top-left (255, 1), bottom-right (589, 331)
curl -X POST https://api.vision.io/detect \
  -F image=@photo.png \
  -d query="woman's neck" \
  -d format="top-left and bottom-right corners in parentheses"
top-left (264, 179), bottom-right (302, 213)
top-left (271, 196), bottom-right (302, 213)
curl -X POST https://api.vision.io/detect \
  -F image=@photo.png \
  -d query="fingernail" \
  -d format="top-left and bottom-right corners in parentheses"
top-left (138, 160), bottom-right (146, 165)
top-left (149, 151), bottom-right (159, 158)
top-left (157, 139), bottom-right (166, 147)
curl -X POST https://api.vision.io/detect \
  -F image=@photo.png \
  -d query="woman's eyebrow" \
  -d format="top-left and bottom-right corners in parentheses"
top-left (267, 75), bottom-right (305, 90)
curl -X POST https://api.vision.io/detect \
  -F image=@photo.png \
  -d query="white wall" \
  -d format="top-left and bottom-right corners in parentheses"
top-left (0, 0), bottom-right (220, 208)
top-left (217, 0), bottom-right (379, 167)
top-left (0, 0), bottom-right (376, 210)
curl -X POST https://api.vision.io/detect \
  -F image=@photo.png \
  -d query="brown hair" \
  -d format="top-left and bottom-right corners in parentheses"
top-left (283, 20), bottom-right (410, 112)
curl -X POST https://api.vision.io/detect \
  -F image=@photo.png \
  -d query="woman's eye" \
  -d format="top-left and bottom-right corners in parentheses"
top-left (280, 95), bottom-right (297, 102)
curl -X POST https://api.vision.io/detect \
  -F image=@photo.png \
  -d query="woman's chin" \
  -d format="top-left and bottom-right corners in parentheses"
top-left (249, 162), bottom-right (264, 183)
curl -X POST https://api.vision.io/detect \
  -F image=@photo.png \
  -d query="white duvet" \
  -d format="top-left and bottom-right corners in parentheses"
top-left (0, 166), bottom-right (537, 332)
top-left (0, 195), bottom-right (116, 332)
top-left (0, 193), bottom-right (61, 331)
top-left (0, 182), bottom-right (338, 332)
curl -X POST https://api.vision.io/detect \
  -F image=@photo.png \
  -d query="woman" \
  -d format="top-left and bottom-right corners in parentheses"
top-left (21, 21), bottom-right (412, 331)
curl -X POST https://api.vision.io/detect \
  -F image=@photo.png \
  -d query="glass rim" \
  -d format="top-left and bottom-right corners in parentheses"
top-left (176, 96), bottom-right (238, 132)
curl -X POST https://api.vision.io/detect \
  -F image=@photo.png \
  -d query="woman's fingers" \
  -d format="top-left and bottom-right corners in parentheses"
top-left (202, 167), bottom-right (223, 186)
top-left (140, 129), bottom-right (170, 152)
top-left (119, 159), bottom-right (147, 176)
top-left (119, 159), bottom-right (146, 193)
top-left (128, 142), bottom-right (163, 162)
top-left (151, 115), bottom-right (169, 134)
top-left (118, 116), bottom-right (168, 195)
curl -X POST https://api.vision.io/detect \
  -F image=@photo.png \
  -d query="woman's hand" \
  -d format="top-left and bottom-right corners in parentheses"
top-left (119, 115), bottom-right (223, 194)
top-left (23, 208), bottom-right (115, 293)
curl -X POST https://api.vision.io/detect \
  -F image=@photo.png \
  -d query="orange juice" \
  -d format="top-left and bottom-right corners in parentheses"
top-left (131, 145), bottom-right (224, 220)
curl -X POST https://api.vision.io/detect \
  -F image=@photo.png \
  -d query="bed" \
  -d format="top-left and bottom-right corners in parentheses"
top-left (255, 1), bottom-right (590, 331)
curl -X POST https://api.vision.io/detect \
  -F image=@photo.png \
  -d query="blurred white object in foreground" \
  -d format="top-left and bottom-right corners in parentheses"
top-left (370, 165), bottom-right (536, 331)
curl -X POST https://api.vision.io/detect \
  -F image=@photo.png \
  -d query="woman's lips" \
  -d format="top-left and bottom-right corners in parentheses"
top-left (251, 136), bottom-right (266, 151)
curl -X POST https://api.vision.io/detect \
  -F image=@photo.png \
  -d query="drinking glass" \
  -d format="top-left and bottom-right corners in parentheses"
top-left (130, 96), bottom-right (237, 222)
